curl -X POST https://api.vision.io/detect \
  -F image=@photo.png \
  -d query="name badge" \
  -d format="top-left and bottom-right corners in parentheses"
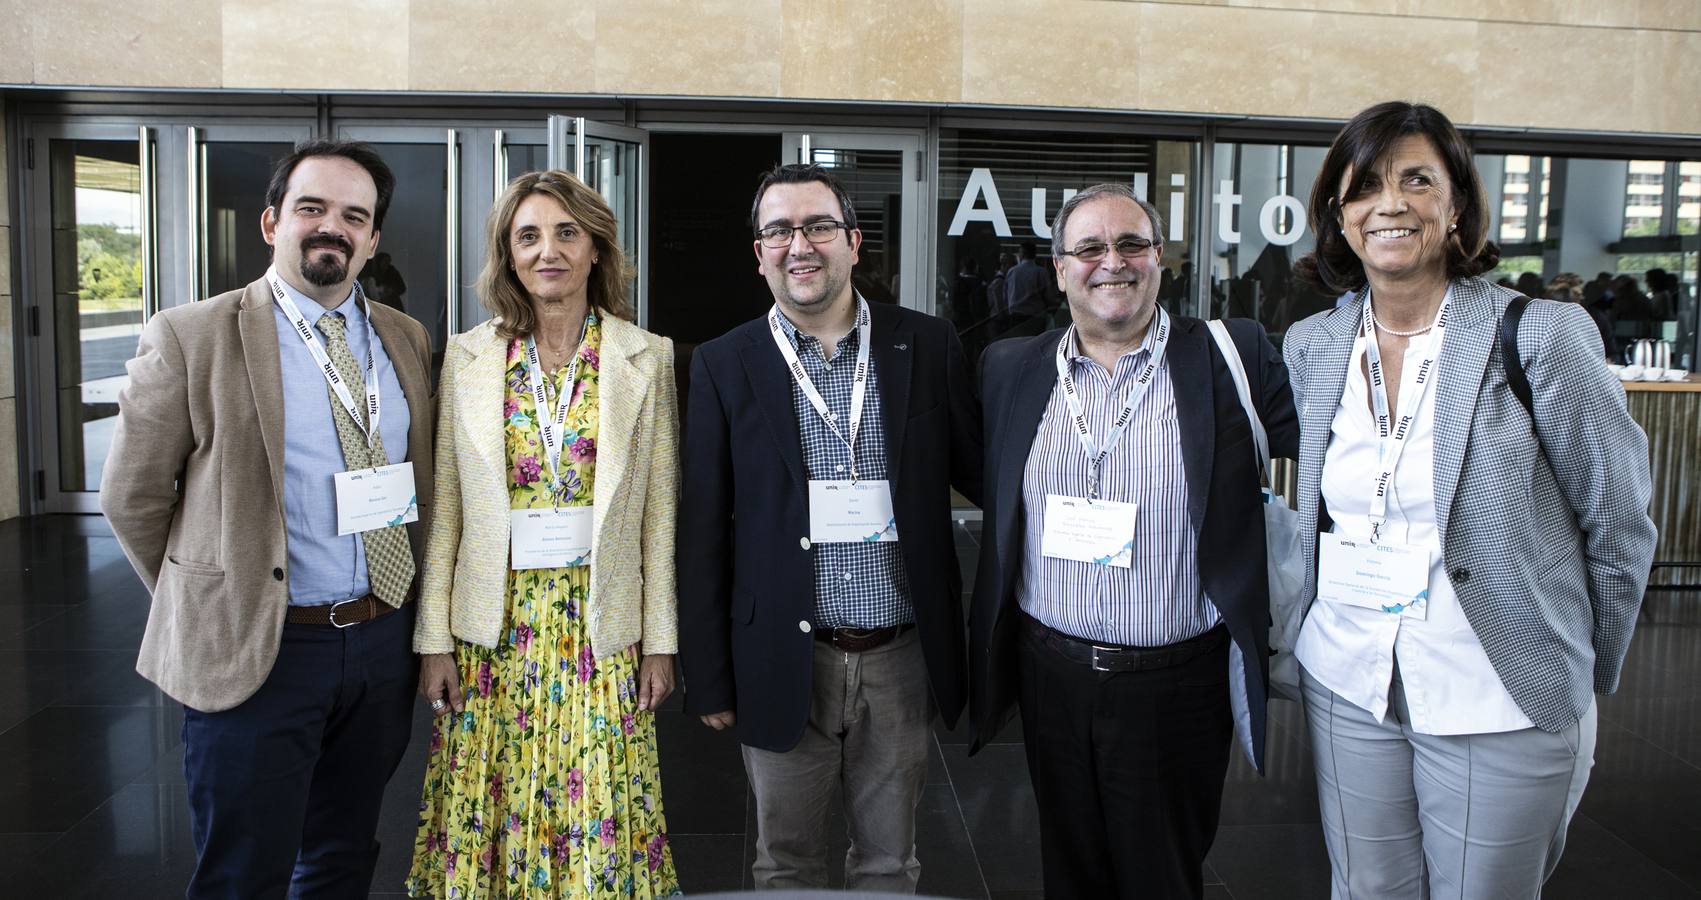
top-left (808, 480), bottom-right (899, 543)
top-left (510, 507), bottom-right (594, 570)
top-left (1040, 494), bottom-right (1137, 567)
top-left (333, 462), bottom-right (419, 536)
top-left (1316, 532), bottom-right (1430, 619)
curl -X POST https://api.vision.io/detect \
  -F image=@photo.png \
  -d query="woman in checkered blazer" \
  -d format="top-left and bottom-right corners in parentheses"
top-left (1280, 101), bottom-right (1656, 900)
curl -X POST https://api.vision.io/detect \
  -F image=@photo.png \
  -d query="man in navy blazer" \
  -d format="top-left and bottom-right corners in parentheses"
top-left (967, 184), bottom-right (1297, 899)
top-left (678, 164), bottom-right (982, 890)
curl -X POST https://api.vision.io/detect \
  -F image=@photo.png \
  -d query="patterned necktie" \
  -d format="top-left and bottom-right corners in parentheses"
top-left (317, 311), bottom-right (415, 607)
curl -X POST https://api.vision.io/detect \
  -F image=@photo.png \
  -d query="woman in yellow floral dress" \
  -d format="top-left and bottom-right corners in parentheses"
top-left (407, 170), bottom-right (681, 899)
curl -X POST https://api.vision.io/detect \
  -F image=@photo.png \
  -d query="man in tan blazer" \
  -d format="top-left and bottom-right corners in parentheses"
top-left (101, 140), bottom-right (434, 899)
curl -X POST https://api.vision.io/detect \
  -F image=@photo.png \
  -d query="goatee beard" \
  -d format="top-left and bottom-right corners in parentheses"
top-left (299, 241), bottom-right (351, 287)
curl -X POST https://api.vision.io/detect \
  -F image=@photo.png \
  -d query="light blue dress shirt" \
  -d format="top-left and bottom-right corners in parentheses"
top-left (272, 277), bottom-right (412, 606)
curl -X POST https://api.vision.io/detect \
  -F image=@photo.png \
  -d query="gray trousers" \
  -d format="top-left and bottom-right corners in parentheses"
top-left (742, 628), bottom-right (933, 892)
top-left (1301, 666), bottom-right (1596, 900)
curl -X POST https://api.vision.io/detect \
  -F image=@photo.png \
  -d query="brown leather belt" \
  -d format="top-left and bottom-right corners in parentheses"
top-left (285, 593), bottom-right (405, 628)
top-left (1022, 613), bottom-right (1227, 673)
top-left (814, 623), bottom-right (914, 653)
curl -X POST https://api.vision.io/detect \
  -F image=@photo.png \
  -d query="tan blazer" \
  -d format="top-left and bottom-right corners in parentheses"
top-left (100, 277), bottom-right (435, 712)
top-left (412, 314), bottom-right (679, 659)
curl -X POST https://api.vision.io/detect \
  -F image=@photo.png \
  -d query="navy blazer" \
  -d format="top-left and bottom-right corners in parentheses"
top-left (967, 315), bottom-right (1298, 769)
top-left (677, 301), bottom-right (984, 753)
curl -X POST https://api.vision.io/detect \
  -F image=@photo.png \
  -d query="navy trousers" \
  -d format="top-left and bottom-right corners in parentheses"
top-left (182, 603), bottom-right (418, 900)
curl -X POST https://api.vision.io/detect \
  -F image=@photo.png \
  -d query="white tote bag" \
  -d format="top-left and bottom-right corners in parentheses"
top-left (1207, 321), bottom-right (1306, 703)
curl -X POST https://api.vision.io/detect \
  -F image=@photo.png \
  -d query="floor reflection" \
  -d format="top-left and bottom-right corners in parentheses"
top-left (1, 516), bottom-right (1697, 898)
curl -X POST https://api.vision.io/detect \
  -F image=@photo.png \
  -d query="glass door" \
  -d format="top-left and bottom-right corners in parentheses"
top-left (334, 125), bottom-right (461, 367)
top-left (547, 117), bottom-right (650, 326)
top-left (781, 132), bottom-right (925, 312)
top-left (184, 124), bottom-right (314, 302)
top-left (22, 125), bottom-right (159, 512)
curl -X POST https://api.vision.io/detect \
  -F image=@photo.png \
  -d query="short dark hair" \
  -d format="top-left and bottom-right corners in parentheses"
top-left (265, 139), bottom-right (397, 231)
top-left (1019, 241), bottom-right (1037, 260)
top-left (1295, 101), bottom-right (1497, 294)
top-left (750, 163), bottom-right (857, 233)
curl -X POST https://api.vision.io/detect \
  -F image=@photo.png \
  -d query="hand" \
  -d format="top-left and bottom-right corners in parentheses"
top-left (700, 710), bottom-right (736, 730)
top-left (419, 653), bottom-right (464, 718)
top-left (637, 653), bottom-right (676, 711)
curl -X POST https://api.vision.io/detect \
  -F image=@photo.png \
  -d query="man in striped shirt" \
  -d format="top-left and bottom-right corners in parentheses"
top-left (967, 183), bottom-right (1298, 899)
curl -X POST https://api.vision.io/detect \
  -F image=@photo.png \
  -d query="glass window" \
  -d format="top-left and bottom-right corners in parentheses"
top-left (1476, 154), bottom-right (1701, 369)
top-left (1207, 142), bottom-right (1336, 344)
top-left (936, 127), bottom-right (1198, 366)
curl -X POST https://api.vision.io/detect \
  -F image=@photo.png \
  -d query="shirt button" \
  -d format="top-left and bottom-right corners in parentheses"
top-left (842, 572), bottom-right (853, 581)
top-left (800, 537), bottom-right (811, 550)
top-left (798, 620), bottom-right (812, 633)
top-left (836, 465), bottom-right (846, 473)
top-left (272, 567), bottom-right (285, 581)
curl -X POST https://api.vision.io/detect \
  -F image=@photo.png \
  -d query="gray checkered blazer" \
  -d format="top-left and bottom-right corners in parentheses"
top-left (1282, 276), bottom-right (1656, 733)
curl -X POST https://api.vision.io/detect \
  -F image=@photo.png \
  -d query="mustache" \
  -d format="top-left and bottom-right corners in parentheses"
top-left (302, 235), bottom-right (353, 256)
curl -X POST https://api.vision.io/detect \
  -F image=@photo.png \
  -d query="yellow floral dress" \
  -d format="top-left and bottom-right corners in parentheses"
top-left (407, 315), bottom-right (681, 899)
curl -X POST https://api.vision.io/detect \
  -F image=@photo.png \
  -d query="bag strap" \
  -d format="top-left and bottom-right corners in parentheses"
top-left (1206, 319), bottom-right (1270, 476)
top-left (1501, 294), bottom-right (1534, 417)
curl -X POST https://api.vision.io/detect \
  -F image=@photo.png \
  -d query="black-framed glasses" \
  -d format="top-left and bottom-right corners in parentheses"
top-left (756, 220), bottom-right (851, 248)
top-left (1059, 237), bottom-right (1160, 262)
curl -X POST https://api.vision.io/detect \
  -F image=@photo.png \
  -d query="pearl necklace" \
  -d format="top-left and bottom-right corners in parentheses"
top-left (1370, 306), bottom-right (1432, 337)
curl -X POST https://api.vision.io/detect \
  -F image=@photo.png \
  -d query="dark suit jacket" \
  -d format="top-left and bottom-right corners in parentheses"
top-left (966, 315), bottom-right (1297, 769)
top-left (678, 302), bottom-right (984, 752)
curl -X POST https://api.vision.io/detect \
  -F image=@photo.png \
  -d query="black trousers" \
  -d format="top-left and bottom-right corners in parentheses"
top-left (1016, 619), bottom-right (1233, 900)
top-left (182, 603), bottom-right (418, 900)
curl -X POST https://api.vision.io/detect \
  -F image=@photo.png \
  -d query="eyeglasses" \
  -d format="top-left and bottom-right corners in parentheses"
top-left (756, 220), bottom-right (851, 248)
top-left (1059, 237), bottom-right (1160, 262)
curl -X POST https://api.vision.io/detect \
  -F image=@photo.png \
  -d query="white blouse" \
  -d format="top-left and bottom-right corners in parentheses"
top-left (1296, 332), bottom-right (1535, 736)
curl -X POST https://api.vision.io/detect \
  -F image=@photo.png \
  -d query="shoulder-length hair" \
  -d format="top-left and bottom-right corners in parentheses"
top-left (478, 169), bottom-right (634, 338)
top-left (1295, 101), bottom-right (1499, 294)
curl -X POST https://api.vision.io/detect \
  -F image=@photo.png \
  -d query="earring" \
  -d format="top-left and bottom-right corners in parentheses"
top-left (1448, 223), bottom-right (1458, 233)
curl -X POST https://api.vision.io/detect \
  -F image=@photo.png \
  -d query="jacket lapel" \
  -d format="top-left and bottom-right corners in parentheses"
top-left (1303, 300), bottom-right (1362, 496)
top-left (995, 333), bottom-right (1061, 590)
top-left (593, 316), bottom-right (648, 550)
top-left (458, 325), bottom-right (509, 480)
top-left (739, 322), bottom-right (808, 496)
top-left (236, 279), bottom-right (287, 511)
top-left (871, 304), bottom-right (914, 485)
top-left (367, 303), bottom-right (431, 463)
top-left (1431, 279), bottom-right (1495, 547)
top-left (1168, 319), bottom-right (1214, 533)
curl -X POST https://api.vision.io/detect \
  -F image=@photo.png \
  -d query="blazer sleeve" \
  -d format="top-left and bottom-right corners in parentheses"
top-left (944, 322), bottom-right (985, 508)
top-left (413, 337), bottom-right (466, 655)
top-left (639, 337), bottom-right (681, 656)
top-left (1525, 303), bottom-right (1656, 694)
top-left (100, 311), bottom-right (197, 593)
top-left (676, 347), bottom-right (737, 716)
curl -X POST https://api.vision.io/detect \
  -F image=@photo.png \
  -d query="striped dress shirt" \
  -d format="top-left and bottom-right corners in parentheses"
top-left (773, 310), bottom-right (913, 629)
top-left (1017, 327), bottom-right (1219, 647)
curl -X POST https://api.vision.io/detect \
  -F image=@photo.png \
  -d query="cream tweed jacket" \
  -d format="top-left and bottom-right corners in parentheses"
top-left (413, 314), bottom-right (679, 658)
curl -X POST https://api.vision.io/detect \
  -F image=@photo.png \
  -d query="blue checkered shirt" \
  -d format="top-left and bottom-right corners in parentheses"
top-left (774, 311), bottom-right (913, 628)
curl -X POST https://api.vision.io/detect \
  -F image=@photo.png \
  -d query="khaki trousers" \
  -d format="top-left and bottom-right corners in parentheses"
top-left (742, 627), bottom-right (933, 892)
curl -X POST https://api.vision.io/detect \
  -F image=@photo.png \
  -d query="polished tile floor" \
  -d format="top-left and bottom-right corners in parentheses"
top-left (1, 515), bottom-right (1698, 898)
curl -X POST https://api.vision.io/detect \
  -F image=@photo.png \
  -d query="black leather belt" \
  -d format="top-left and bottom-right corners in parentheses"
top-left (814, 623), bottom-right (914, 653)
top-left (1022, 614), bottom-right (1227, 673)
top-left (285, 593), bottom-right (406, 628)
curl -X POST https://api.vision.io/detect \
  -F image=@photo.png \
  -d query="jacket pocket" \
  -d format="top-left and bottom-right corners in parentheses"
top-left (165, 555), bottom-right (225, 577)
top-left (730, 587), bottom-right (756, 625)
